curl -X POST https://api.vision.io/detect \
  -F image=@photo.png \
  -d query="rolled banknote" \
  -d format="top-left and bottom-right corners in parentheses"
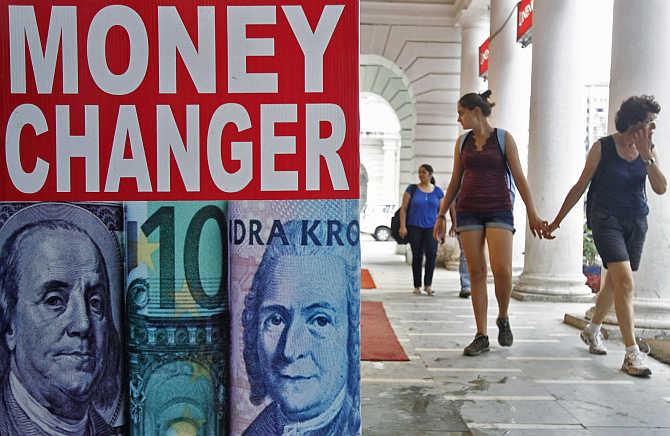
top-left (0, 202), bottom-right (125, 435)
top-left (228, 200), bottom-right (361, 436)
top-left (125, 201), bottom-right (228, 436)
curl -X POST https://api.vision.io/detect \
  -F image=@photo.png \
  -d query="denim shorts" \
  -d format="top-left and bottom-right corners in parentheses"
top-left (590, 209), bottom-right (647, 271)
top-left (455, 210), bottom-right (515, 234)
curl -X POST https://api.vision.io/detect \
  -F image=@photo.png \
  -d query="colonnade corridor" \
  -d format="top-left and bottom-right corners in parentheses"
top-left (360, 237), bottom-right (670, 435)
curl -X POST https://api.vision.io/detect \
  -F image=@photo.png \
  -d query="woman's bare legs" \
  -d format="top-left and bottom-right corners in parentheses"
top-left (460, 230), bottom-right (488, 335)
top-left (485, 228), bottom-right (514, 320)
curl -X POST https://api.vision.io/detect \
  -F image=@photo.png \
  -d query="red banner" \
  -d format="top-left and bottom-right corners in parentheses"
top-left (478, 38), bottom-right (489, 78)
top-left (517, 0), bottom-right (533, 46)
top-left (0, 1), bottom-right (359, 201)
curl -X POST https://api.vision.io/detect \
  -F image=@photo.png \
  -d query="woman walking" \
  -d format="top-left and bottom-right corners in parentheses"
top-left (399, 164), bottom-right (444, 296)
top-left (433, 91), bottom-right (546, 356)
top-left (543, 95), bottom-right (666, 377)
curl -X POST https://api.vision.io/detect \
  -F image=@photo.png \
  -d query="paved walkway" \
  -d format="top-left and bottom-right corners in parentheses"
top-left (360, 238), bottom-right (670, 436)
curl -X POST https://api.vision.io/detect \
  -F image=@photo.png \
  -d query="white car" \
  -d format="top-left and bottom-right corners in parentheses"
top-left (360, 204), bottom-right (396, 241)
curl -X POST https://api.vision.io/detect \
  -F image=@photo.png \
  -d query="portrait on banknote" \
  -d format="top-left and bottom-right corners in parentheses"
top-left (0, 202), bottom-right (124, 435)
top-left (229, 200), bottom-right (361, 436)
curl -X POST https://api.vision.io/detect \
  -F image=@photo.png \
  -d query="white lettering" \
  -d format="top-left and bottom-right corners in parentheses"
top-left (9, 6), bottom-right (78, 94)
top-left (56, 105), bottom-right (100, 192)
top-left (282, 5), bottom-right (343, 93)
top-left (5, 104), bottom-right (50, 193)
top-left (306, 103), bottom-right (348, 190)
top-left (207, 103), bottom-right (253, 192)
top-left (105, 105), bottom-right (152, 192)
top-left (157, 105), bottom-right (200, 192)
top-left (260, 104), bottom-right (297, 191)
top-left (158, 6), bottom-right (216, 94)
top-left (88, 5), bottom-right (148, 95)
top-left (227, 6), bottom-right (277, 93)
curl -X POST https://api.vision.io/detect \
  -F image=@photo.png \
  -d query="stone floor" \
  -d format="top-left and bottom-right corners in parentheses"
top-left (360, 237), bottom-right (670, 436)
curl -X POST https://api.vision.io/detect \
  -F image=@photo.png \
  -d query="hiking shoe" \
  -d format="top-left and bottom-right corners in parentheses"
top-left (622, 350), bottom-right (652, 377)
top-left (496, 317), bottom-right (513, 347)
top-left (459, 288), bottom-right (471, 298)
top-left (413, 287), bottom-right (422, 295)
top-left (464, 334), bottom-right (490, 356)
top-left (580, 328), bottom-right (607, 355)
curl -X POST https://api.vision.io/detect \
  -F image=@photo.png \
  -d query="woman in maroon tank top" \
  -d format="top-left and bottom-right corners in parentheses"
top-left (433, 91), bottom-right (547, 356)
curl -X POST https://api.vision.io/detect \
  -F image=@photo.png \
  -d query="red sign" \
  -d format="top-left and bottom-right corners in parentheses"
top-left (517, 0), bottom-right (533, 47)
top-left (0, 1), bottom-right (359, 201)
top-left (478, 38), bottom-right (489, 78)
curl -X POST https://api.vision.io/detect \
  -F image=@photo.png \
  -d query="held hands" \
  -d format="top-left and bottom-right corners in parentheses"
top-left (540, 220), bottom-right (560, 240)
top-left (527, 212), bottom-right (549, 239)
top-left (399, 226), bottom-right (408, 238)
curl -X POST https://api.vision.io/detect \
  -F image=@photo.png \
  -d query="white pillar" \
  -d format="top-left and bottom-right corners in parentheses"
top-left (596, 0), bottom-right (670, 329)
top-left (459, 24), bottom-right (488, 96)
top-left (512, 0), bottom-right (592, 301)
top-left (382, 136), bottom-right (400, 205)
top-left (487, 0), bottom-right (532, 273)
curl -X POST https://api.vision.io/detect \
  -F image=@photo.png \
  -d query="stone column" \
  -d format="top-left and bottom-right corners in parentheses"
top-left (590, 0), bottom-right (670, 331)
top-left (459, 24), bottom-right (488, 96)
top-left (512, 0), bottom-right (592, 301)
top-left (487, 0), bottom-right (532, 273)
top-left (382, 136), bottom-right (401, 205)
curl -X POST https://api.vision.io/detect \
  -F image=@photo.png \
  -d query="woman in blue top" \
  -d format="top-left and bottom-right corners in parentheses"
top-left (544, 95), bottom-right (667, 377)
top-left (399, 164), bottom-right (444, 296)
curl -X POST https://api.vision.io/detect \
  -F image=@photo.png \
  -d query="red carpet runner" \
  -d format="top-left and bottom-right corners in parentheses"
top-left (361, 268), bottom-right (376, 289)
top-left (361, 301), bottom-right (409, 361)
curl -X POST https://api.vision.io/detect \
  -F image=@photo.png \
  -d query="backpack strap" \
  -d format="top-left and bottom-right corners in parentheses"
top-left (495, 128), bottom-right (516, 205)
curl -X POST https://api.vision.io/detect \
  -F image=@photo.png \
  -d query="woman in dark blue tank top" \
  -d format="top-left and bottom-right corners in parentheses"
top-left (545, 95), bottom-right (667, 377)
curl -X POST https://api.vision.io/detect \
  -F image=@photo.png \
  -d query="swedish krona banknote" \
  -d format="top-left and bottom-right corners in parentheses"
top-left (125, 201), bottom-right (228, 436)
top-left (0, 202), bottom-right (126, 435)
top-left (228, 200), bottom-right (361, 436)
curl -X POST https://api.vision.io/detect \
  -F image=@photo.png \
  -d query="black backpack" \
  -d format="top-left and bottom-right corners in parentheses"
top-left (390, 185), bottom-right (417, 244)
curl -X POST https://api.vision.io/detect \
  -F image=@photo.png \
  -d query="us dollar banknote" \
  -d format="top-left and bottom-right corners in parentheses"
top-left (125, 201), bottom-right (228, 435)
top-left (228, 200), bottom-right (361, 436)
top-left (0, 202), bottom-right (125, 435)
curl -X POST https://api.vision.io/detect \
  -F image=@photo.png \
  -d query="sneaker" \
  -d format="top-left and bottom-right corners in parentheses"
top-left (424, 286), bottom-right (434, 296)
top-left (459, 288), bottom-right (471, 298)
top-left (580, 328), bottom-right (607, 355)
top-left (413, 287), bottom-right (422, 295)
top-left (463, 334), bottom-right (490, 356)
top-left (622, 350), bottom-right (652, 377)
top-left (496, 317), bottom-right (513, 347)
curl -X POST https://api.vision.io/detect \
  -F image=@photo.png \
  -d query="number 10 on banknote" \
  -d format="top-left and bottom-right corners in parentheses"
top-left (125, 201), bottom-right (228, 436)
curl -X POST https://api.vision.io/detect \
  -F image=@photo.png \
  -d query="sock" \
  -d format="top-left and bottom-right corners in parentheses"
top-left (586, 322), bottom-right (601, 335)
top-left (625, 344), bottom-right (640, 354)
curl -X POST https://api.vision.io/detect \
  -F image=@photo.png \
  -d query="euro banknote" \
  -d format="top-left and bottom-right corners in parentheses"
top-left (125, 201), bottom-right (228, 436)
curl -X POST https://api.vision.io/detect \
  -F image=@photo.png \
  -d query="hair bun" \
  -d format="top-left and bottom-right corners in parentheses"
top-left (480, 90), bottom-right (492, 101)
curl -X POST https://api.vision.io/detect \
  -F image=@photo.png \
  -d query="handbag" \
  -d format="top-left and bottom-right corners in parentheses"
top-left (390, 184), bottom-right (417, 244)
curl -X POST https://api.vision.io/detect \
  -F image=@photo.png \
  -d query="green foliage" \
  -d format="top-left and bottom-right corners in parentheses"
top-left (583, 223), bottom-right (598, 266)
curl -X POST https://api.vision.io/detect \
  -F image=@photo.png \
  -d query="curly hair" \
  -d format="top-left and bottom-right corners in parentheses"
top-left (0, 220), bottom-right (120, 408)
top-left (615, 95), bottom-right (661, 133)
top-left (241, 220), bottom-right (360, 412)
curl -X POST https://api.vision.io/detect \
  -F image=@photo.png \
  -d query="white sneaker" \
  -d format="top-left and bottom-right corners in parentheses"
top-left (622, 350), bottom-right (652, 377)
top-left (580, 328), bottom-right (607, 355)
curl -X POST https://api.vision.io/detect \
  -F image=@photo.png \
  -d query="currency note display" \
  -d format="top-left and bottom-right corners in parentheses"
top-left (0, 202), bottom-right (125, 435)
top-left (228, 200), bottom-right (361, 436)
top-left (125, 201), bottom-right (228, 435)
